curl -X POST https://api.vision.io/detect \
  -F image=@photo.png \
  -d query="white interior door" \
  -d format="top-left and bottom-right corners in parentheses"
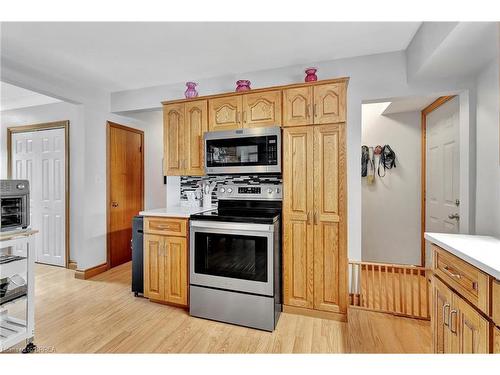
top-left (11, 128), bottom-right (66, 266)
top-left (426, 96), bottom-right (460, 241)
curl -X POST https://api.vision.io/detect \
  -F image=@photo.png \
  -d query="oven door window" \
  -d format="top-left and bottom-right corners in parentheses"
top-left (194, 232), bottom-right (268, 282)
top-left (206, 135), bottom-right (278, 168)
top-left (1, 197), bottom-right (24, 228)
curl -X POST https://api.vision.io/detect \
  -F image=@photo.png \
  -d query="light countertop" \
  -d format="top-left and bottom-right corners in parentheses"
top-left (139, 205), bottom-right (216, 218)
top-left (425, 232), bottom-right (500, 280)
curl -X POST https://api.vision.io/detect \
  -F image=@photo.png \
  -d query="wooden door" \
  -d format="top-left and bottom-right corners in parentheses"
top-left (164, 236), bottom-right (188, 306)
top-left (432, 276), bottom-right (455, 353)
top-left (283, 86), bottom-right (313, 127)
top-left (144, 234), bottom-right (165, 301)
top-left (208, 96), bottom-right (242, 131)
top-left (163, 103), bottom-right (185, 175)
top-left (108, 122), bottom-right (144, 268)
top-left (454, 294), bottom-right (489, 353)
top-left (283, 127), bottom-right (314, 308)
top-left (313, 124), bottom-right (347, 313)
top-left (185, 100), bottom-right (208, 175)
top-left (313, 83), bottom-right (346, 124)
top-left (242, 90), bottom-right (282, 128)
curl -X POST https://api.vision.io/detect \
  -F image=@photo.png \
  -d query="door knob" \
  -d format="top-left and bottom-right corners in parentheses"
top-left (448, 213), bottom-right (460, 220)
top-left (111, 201), bottom-right (119, 208)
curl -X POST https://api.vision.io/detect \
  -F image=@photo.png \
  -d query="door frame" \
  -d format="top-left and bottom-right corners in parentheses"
top-left (420, 96), bottom-right (457, 266)
top-left (106, 121), bottom-right (145, 270)
top-left (7, 120), bottom-right (70, 268)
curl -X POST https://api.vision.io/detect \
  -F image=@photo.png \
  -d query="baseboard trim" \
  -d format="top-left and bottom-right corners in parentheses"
top-left (68, 261), bottom-right (78, 270)
top-left (75, 262), bottom-right (108, 280)
top-left (283, 305), bottom-right (347, 322)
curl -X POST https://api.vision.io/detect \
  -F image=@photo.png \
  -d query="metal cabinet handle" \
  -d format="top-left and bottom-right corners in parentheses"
top-left (443, 303), bottom-right (450, 327)
top-left (307, 211), bottom-right (312, 225)
top-left (243, 111), bottom-right (247, 123)
top-left (111, 201), bottom-right (119, 208)
top-left (448, 213), bottom-right (460, 220)
top-left (443, 265), bottom-right (462, 279)
top-left (314, 212), bottom-right (318, 225)
top-left (450, 309), bottom-right (458, 334)
top-left (314, 104), bottom-right (318, 117)
top-left (306, 104), bottom-right (310, 118)
top-left (236, 111), bottom-right (240, 123)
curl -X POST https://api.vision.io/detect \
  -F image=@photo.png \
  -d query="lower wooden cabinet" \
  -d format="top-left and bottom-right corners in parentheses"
top-left (431, 275), bottom-right (490, 353)
top-left (144, 218), bottom-right (188, 307)
top-left (494, 326), bottom-right (500, 354)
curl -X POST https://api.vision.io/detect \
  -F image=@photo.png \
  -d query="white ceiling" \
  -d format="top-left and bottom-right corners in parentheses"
top-left (1, 22), bottom-right (422, 92)
top-left (0, 81), bottom-right (61, 111)
top-left (382, 95), bottom-right (439, 115)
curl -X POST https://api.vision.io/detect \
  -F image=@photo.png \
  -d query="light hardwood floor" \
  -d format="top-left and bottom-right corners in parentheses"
top-left (31, 263), bottom-right (431, 353)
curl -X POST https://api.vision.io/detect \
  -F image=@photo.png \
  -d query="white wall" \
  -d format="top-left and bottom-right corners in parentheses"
top-left (475, 57), bottom-right (500, 237)
top-left (1, 101), bottom-right (85, 262)
top-left (361, 104), bottom-right (421, 265)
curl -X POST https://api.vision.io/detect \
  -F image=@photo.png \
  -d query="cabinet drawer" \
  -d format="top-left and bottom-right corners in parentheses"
top-left (144, 217), bottom-right (187, 237)
top-left (432, 245), bottom-right (490, 315)
top-left (493, 279), bottom-right (500, 326)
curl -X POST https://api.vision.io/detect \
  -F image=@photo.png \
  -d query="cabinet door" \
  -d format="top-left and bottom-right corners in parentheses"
top-left (283, 127), bottom-right (314, 308)
top-left (313, 124), bottom-right (347, 314)
top-left (454, 294), bottom-right (490, 353)
top-left (208, 96), bottom-right (242, 131)
top-left (163, 103), bottom-right (185, 175)
top-left (494, 326), bottom-right (500, 354)
top-left (144, 234), bottom-right (165, 301)
top-left (432, 276), bottom-right (455, 353)
top-left (242, 90), bottom-right (282, 128)
top-left (283, 86), bottom-right (313, 127)
top-left (164, 236), bottom-right (188, 307)
top-left (313, 83), bottom-right (346, 124)
top-left (185, 100), bottom-right (208, 176)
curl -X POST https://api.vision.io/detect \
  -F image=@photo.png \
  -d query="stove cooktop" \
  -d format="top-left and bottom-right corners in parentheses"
top-left (190, 208), bottom-right (280, 224)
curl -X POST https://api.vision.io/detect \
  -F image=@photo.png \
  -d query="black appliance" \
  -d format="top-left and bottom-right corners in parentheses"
top-left (1, 180), bottom-right (30, 232)
top-left (131, 215), bottom-right (143, 296)
top-left (189, 182), bottom-right (282, 331)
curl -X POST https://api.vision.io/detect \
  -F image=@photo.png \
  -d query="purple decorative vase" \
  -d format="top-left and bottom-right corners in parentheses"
top-left (304, 68), bottom-right (318, 82)
top-left (184, 82), bottom-right (198, 98)
top-left (235, 80), bottom-right (251, 92)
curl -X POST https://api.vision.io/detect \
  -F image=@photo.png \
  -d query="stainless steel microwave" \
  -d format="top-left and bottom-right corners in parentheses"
top-left (1, 180), bottom-right (30, 232)
top-left (204, 127), bottom-right (281, 174)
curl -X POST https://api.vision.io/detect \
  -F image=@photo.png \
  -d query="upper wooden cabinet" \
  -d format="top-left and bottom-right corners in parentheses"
top-left (283, 86), bottom-right (313, 127)
top-left (242, 90), bottom-right (282, 128)
top-left (313, 83), bottom-right (346, 124)
top-left (283, 82), bottom-right (347, 127)
top-left (208, 96), bottom-right (242, 131)
top-left (163, 100), bottom-right (207, 176)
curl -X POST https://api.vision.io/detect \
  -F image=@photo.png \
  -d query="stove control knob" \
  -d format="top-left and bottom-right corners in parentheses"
top-left (220, 187), bottom-right (225, 193)
top-left (227, 187), bottom-right (233, 193)
top-left (267, 188), bottom-right (273, 194)
top-left (276, 188), bottom-right (281, 194)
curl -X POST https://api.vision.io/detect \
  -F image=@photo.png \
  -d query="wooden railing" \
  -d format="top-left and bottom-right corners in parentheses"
top-left (349, 261), bottom-right (430, 320)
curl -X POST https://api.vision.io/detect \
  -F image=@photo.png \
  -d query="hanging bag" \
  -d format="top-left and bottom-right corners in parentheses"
top-left (377, 145), bottom-right (397, 178)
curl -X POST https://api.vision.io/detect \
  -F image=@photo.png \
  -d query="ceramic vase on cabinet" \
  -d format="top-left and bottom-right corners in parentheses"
top-left (304, 68), bottom-right (318, 82)
top-left (235, 80), bottom-right (251, 92)
top-left (184, 82), bottom-right (199, 98)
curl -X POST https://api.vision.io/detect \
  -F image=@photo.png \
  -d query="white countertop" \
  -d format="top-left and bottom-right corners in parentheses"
top-left (139, 205), bottom-right (216, 218)
top-left (425, 232), bottom-right (500, 280)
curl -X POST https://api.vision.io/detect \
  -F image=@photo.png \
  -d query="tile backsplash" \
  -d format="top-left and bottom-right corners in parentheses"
top-left (180, 174), bottom-right (282, 204)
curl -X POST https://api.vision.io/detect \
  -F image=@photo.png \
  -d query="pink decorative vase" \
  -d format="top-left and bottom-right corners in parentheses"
top-left (184, 82), bottom-right (198, 98)
top-left (304, 68), bottom-right (318, 82)
top-left (235, 80), bottom-right (251, 92)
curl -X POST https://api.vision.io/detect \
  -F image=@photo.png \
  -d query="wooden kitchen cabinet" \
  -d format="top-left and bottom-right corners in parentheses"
top-left (494, 326), bottom-right (500, 353)
top-left (242, 90), bottom-right (282, 128)
top-left (144, 217), bottom-right (189, 307)
top-left (431, 273), bottom-right (490, 353)
top-left (163, 100), bottom-right (208, 176)
top-left (163, 103), bottom-right (184, 175)
top-left (313, 83), bottom-right (346, 124)
top-left (208, 96), bottom-right (242, 131)
top-left (283, 127), bottom-right (314, 308)
top-left (283, 86), bottom-right (313, 127)
top-left (283, 124), bottom-right (347, 318)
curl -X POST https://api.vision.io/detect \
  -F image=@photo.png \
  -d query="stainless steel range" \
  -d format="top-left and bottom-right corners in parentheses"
top-left (189, 182), bottom-right (282, 331)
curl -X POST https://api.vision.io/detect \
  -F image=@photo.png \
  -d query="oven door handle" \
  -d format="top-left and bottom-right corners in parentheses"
top-left (190, 220), bottom-right (275, 233)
